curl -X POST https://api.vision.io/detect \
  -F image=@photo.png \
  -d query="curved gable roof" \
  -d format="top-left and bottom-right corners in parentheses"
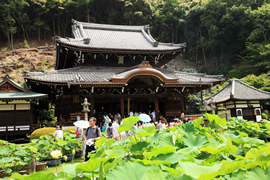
top-left (110, 62), bottom-right (179, 85)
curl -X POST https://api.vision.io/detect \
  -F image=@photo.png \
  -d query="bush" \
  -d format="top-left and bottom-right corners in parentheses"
top-left (262, 112), bottom-right (268, 120)
top-left (198, 65), bottom-right (206, 73)
top-left (30, 127), bottom-right (55, 141)
top-left (63, 128), bottom-right (76, 133)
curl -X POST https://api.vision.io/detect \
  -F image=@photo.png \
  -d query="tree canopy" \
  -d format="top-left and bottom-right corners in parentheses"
top-left (1, 0), bottom-right (270, 78)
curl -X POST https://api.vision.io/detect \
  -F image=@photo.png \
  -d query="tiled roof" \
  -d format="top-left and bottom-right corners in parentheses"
top-left (56, 19), bottom-right (186, 52)
top-left (0, 74), bottom-right (27, 92)
top-left (0, 92), bottom-right (48, 100)
top-left (24, 65), bottom-right (223, 84)
top-left (0, 74), bottom-right (48, 100)
top-left (205, 79), bottom-right (270, 103)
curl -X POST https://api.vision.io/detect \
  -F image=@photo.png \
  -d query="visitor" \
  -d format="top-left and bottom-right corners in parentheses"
top-left (137, 121), bottom-right (143, 129)
top-left (120, 131), bottom-right (126, 140)
top-left (154, 122), bottom-right (158, 129)
top-left (112, 119), bottom-right (120, 141)
top-left (151, 110), bottom-right (156, 122)
top-left (174, 120), bottom-right (180, 126)
top-left (162, 116), bottom-right (167, 123)
top-left (162, 120), bottom-right (166, 130)
top-left (59, 115), bottom-right (65, 124)
top-left (77, 112), bottom-right (80, 121)
top-left (165, 121), bottom-right (169, 129)
top-left (80, 127), bottom-right (86, 160)
top-left (53, 125), bottom-right (63, 139)
top-left (158, 120), bottom-right (163, 130)
top-left (129, 110), bottom-right (134, 117)
top-left (100, 118), bottom-right (105, 131)
top-left (106, 122), bottom-right (114, 139)
top-left (115, 112), bottom-right (121, 124)
top-left (84, 117), bottom-right (101, 161)
top-left (181, 112), bottom-right (185, 120)
top-left (134, 111), bottom-right (139, 116)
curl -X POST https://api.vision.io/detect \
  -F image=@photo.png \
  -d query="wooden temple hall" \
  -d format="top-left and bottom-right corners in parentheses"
top-left (23, 19), bottom-right (224, 122)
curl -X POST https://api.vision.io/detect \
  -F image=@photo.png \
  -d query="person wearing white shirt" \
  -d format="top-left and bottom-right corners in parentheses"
top-left (129, 110), bottom-right (134, 116)
top-left (134, 111), bottom-right (139, 116)
top-left (151, 110), bottom-right (156, 122)
top-left (112, 119), bottom-right (120, 141)
top-left (53, 126), bottom-right (63, 139)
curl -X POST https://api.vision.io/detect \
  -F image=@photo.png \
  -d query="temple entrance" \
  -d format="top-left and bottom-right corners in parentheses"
top-left (130, 99), bottom-right (155, 114)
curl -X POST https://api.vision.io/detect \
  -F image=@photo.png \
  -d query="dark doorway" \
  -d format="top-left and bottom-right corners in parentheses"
top-left (242, 108), bottom-right (255, 121)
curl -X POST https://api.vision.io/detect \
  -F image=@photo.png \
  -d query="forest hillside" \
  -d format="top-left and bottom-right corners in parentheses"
top-left (1, 0), bottom-right (270, 82)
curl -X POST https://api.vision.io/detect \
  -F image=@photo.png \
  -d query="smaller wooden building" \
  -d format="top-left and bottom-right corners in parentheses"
top-left (0, 75), bottom-right (47, 140)
top-left (205, 79), bottom-right (270, 122)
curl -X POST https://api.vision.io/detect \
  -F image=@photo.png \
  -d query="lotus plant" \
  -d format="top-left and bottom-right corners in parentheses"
top-left (50, 150), bottom-right (62, 173)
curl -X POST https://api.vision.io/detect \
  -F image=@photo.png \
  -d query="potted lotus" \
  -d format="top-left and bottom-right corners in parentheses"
top-left (11, 144), bottom-right (40, 175)
top-left (48, 150), bottom-right (62, 167)
top-left (32, 135), bottom-right (62, 167)
top-left (58, 132), bottom-right (80, 162)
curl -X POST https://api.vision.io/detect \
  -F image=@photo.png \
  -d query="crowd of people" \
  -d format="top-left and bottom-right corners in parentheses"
top-left (53, 110), bottom-right (192, 161)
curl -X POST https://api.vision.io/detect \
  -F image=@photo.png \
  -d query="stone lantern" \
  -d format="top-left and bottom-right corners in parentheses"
top-left (81, 98), bottom-right (90, 121)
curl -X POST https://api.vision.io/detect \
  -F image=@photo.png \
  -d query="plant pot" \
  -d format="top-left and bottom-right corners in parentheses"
top-left (45, 159), bottom-right (61, 167)
top-left (35, 161), bottom-right (47, 171)
top-left (18, 166), bottom-right (32, 175)
top-left (0, 173), bottom-right (12, 178)
top-left (0, 169), bottom-right (12, 178)
top-left (61, 155), bottom-right (73, 162)
top-left (75, 151), bottom-right (83, 158)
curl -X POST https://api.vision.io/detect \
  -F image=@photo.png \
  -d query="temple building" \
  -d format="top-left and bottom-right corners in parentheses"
top-left (205, 79), bottom-right (270, 122)
top-left (0, 75), bottom-right (47, 140)
top-left (23, 19), bottom-right (224, 122)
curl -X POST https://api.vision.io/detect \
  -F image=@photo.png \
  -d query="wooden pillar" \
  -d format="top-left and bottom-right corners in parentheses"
top-left (90, 98), bottom-right (94, 116)
top-left (121, 97), bottom-right (124, 118)
top-left (14, 104), bottom-right (16, 131)
top-left (180, 96), bottom-right (186, 114)
top-left (127, 98), bottom-right (130, 114)
top-left (30, 102), bottom-right (33, 131)
top-left (155, 98), bottom-right (159, 121)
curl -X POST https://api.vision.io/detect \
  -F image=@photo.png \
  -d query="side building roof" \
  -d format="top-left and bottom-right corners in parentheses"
top-left (205, 79), bottom-right (270, 103)
top-left (55, 19), bottom-right (186, 53)
top-left (0, 74), bottom-right (48, 101)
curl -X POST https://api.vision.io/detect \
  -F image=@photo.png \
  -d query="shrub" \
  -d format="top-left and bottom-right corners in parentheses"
top-left (198, 65), bottom-right (206, 73)
top-left (262, 112), bottom-right (268, 120)
top-left (63, 128), bottom-right (76, 133)
top-left (24, 40), bottom-right (30, 48)
top-left (30, 127), bottom-right (55, 141)
top-left (163, 64), bottom-right (168, 69)
top-left (1, 47), bottom-right (7, 52)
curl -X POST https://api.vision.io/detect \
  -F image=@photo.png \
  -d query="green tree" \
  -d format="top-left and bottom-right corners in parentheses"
top-left (243, 73), bottom-right (270, 92)
top-left (0, 0), bottom-right (17, 50)
top-left (243, 3), bottom-right (270, 74)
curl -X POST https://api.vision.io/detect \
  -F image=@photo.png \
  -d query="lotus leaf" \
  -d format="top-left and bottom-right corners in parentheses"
top-left (106, 162), bottom-right (159, 180)
top-left (118, 116), bottom-right (140, 133)
top-left (130, 141), bottom-right (149, 154)
top-left (141, 169), bottom-right (168, 180)
top-left (244, 167), bottom-right (270, 180)
top-left (144, 145), bottom-right (175, 159)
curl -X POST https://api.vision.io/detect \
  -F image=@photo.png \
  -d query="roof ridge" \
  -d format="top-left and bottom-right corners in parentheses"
top-left (72, 19), bottom-right (145, 31)
top-left (204, 82), bottom-right (231, 102)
